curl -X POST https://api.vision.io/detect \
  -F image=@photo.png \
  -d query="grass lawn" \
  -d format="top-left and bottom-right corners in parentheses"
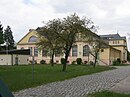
top-left (113, 64), bottom-right (130, 66)
top-left (89, 91), bottom-right (130, 97)
top-left (0, 64), bottom-right (115, 92)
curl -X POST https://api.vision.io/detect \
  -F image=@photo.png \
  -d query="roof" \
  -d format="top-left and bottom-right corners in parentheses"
top-left (0, 49), bottom-right (30, 55)
top-left (100, 33), bottom-right (126, 40)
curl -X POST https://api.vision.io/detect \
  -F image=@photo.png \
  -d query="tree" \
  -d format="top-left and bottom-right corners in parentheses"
top-left (36, 19), bottom-right (63, 66)
top-left (0, 22), bottom-right (4, 50)
top-left (37, 13), bottom-right (98, 71)
top-left (55, 13), bottom-right (98, 71)
top-left (127, 51), bottom-right (130, 62)
top-left (89, 38), bottom-right (106, 67)
top-left (3, 26), bottom-right (15, 50)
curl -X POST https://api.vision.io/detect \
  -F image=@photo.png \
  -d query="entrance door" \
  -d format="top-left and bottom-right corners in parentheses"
top-left (15, 56), bottom-right (18, 65)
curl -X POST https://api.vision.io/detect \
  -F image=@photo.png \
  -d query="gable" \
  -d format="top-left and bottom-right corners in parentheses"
top-left (17, 30), bottom-right (38, 44)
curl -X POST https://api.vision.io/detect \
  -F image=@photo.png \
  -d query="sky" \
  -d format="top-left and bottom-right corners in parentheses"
top-left (0, 0), bottom-right (130, 50)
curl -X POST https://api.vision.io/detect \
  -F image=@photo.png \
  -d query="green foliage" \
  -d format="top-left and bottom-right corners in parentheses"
top-left (40, 60), bottom-right (46, 64)
top-left (0, 65), bottom-right (115, 92)
top-left (113, 60), bottom-right (119, 66)
top-left (117, 58), bottom-right (121, 64)
top-left (37, 13), bottom-right (98, 71)
top-left (4, 26), bottom-right (15, 49)
top-left (0, 22), bottom-right (4, 45)
top-left (71, 61), bottom-right (76, 65)
top-left (76, 58), bottom-right (82, 65)
top-left (113, 58), bottom-right (121, 66)
top-left (127, 51), bottom-right (130, 62)
top-left (61, 58), bottom-right (66, 64)
top-left (90, 61), bottom-right (94, 65)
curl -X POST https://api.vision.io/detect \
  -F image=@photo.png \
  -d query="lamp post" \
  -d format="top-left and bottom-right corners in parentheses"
top-left (32, 56), bottom-right (35, 81)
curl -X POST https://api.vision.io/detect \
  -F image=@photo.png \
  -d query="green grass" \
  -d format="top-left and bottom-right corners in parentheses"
top-left (90, 91), bottom-right (130, 97)
top-left (0, 65), bottom-right (115, 92)
top-left (113, 64), bottom-right (130, 66)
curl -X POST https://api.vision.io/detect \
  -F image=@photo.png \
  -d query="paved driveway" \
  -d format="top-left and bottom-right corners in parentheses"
top-left (14, 66), bottom-right (130, 97)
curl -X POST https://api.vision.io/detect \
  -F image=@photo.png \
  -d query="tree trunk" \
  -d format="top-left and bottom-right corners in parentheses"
top-left (94, 52), bottom-right (98, 68)
top-left (62, 51), bottom-right (69, 71)
top-left (51, 51), bottom-right (54, 66)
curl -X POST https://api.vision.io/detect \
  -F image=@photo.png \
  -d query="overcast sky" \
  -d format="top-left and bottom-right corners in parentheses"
top-left (0, 0), bottom-right (130, 50)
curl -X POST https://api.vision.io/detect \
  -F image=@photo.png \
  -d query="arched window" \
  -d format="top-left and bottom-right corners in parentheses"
top-left (83, 45), bottom-right (90, 56)
top-left (72, 45), bottom-right (78, 56)
top-left (28, 36), bottom-right (38, 42)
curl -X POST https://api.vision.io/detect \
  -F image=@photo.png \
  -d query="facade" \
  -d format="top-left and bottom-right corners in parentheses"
top-left (17, 29), bottom-right (127, 65)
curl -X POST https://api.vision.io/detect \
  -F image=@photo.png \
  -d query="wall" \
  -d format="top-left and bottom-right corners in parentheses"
top-left (109, 47), bottom-right (121, 65)
top-left (0, 55), bottom-right (11, 65)
top-left (99, 48), bottom-right (110, 65)
top-left (12, 54), bottom-right (29, 65)
top-left (113, 46), bottom-right (127, 61)
top-left (0, 54), bottom-right (29, 65)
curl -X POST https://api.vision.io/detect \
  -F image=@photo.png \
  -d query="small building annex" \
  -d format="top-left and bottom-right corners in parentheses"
top-left (0, 49), bottom-right (30, 65)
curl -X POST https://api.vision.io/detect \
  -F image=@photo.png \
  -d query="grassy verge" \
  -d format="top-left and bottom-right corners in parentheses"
top-left (0, 65), bottom-right (115, 92)
top-left (89, 91), bottom-right (130, 97)
top-left (113, 64), bottom-right (130, 66)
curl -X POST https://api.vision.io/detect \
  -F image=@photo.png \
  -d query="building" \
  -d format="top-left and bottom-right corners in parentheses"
top-left (100, 33), bottom-right (127, 62)
top-left (17, 29), bottom-right (127, 65)
top-left (0, 49), bottom-right (30, 65)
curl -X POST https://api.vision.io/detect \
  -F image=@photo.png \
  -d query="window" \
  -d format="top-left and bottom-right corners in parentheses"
top-left (42, 49), bottom-right (48, 57)
top-left (34, 47), bottom-right (38, 57)
top-left (28, 36), bottom-right (38, 42)
top-left (83, 45), bottom-right (90, 56)
top-left (101, 49), bottom-right (104, 52)
top-left (29, 47), bottom-right (32, 56)
top-left (113, 41), bottom-right (115, 44)
top-left (72, 45), bottom-right (78, 56)
top-left (55, 48), bottom-right (61, 57)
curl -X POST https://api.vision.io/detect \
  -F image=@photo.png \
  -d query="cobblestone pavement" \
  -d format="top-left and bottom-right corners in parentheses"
top-left (14, 66), bottom-right (130, 97)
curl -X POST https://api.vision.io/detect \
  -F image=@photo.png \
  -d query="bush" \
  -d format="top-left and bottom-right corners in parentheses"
top-left (71, 61), bottom-right (76, 65)
top-left (61, 58), bottom-right (66, 64)
top-left (90, 61), bottom-right (94, 65)
top-left (117, 58), bottom-right (121, 64)
top-left (40, 60), bottom-right (46, 64)
top-left (76, 58), bottom-right (82, 65)
top-left (113, 60), bottom-right (119, 66)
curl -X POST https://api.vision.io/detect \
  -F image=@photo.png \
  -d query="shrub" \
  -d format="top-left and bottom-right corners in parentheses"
top-left (117, 58), bottom-right (121, 64)
top-left (84, 61), bottom-right (88, 64)
top-left (90, 61), bottom-right (94, 65)
top-left (76, 58), bottom-right (82, 65)
top-left (113, 60), bottom-right (119, 66)
top-left (61, 58), bottom-right (66, 64)
top-left (71, 61), bottom-right (76, 65)
top-left (122, 60), bottom-right (127, 63)
top-left (40, 60), bottom-right (46, 64)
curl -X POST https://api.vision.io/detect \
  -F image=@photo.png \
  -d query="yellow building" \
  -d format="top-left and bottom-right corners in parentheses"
top-left (100, 34), bottom-right (127, 62)
top-left (17, 29), bottom-right (127, 65)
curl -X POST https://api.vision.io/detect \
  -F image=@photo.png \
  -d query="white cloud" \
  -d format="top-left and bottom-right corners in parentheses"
top-left (0, 0), bottom-right (130, 51)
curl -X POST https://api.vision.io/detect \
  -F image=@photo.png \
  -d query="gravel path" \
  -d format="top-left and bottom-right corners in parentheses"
top-left (14, 66), bottom-right (130, 97)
